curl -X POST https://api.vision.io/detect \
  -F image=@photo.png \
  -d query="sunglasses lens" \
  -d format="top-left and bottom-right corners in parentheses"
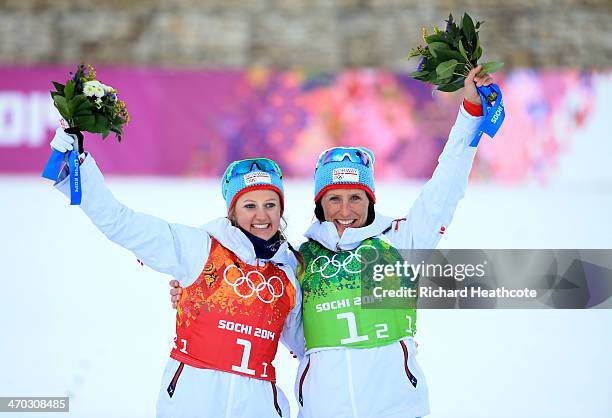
top-left (225, 158), bottom-right (282, 185)
top-left (317, 147), bottom-right (374, 170)
top-left (223, 158), bottom-right (282, 197)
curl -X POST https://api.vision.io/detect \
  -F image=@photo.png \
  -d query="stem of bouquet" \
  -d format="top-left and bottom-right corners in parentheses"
top-left (63, 116), bottom-right (85, 154)
top-left (64, 126), bottom-right (84, 154)
top-left (455, 62), bottom-right (472, 72)
top-left (461, 61), bottom-right (474, 72)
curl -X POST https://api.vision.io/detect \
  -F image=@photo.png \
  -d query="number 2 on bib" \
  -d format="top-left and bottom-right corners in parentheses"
top-left (336, 313), bottom-right (415, 345)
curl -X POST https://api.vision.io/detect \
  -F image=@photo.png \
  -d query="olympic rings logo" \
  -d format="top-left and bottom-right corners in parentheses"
top-left (309, 244), bottom-right (380, 278)
top-left (223, 265), bottom-right (285, 304)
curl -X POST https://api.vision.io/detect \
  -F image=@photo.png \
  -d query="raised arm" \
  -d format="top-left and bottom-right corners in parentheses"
top-left (52, 130), bottom-right (209, 285)
top-left (388, 67), bottom-right (494, 249)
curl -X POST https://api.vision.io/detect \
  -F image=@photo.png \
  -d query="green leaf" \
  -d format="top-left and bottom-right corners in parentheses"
top-left (478, 61), bottom-right (504, 75)
top-left (409, 70), bottom-right (430, 80)
top-left (420, 57), bottom-right (436, 72)
top-left (53, 96), bottom-right (70, 119)
top-left (51, 81), bottom-right (65, 93)
top-left (436, 78), bottom-right (452, 86)
top-left (425, 70), bottom-right (440, 82)
top-left (67, 95), bottom-right (87, 115)
top-left (110, 126), bottom-right (123, 141)
top-left (436, 59), bottom-right (459, 80)
top-left (428, 42), bottom-right (451, 58)
top-left (436, 83), bottom-right (463, 93)
top-left (74, 115), bottom-right (95, 130)
top-left (425, 33), bottom-right (450, 45)
top-left (447, 14), bottom-right (454, 28)
top-left (92, 114), bottom-right (109, 133)
top-left (71, 94), bottom-right (87, 106)
top-left (458, 40), bottom-right (470, 63)
top-left (462, 13), bottom-right (476, 42)
top-left (114, 116), bottom-right (127, 127)
top-left (472, 36), bottom-right (482, 61)
top-left (436, 78), bottom-right (465, 92)
top-left (75, 98), bottom-right (94, 112)
top-left (428, 43), bottom-right (464, 63)
top-left (64, 80), bottom-right (75, 101)
top-left (73, 109), bottom-right (94, 118)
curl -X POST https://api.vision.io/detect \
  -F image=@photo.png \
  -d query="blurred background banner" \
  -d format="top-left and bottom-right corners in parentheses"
top-left (0, 66), bottom-right (603, 183)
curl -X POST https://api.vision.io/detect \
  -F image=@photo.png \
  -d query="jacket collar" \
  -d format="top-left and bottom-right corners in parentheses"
top-left (202, 218), bottom-right (291, 267)
top-left (304, 212), bottom-right (394, 252)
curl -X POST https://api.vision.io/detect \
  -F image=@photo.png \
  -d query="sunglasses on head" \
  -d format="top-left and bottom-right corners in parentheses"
top-left (223, 158), bottom-right (283, 197)
top-left (315, 147), bottom-right (375, 171)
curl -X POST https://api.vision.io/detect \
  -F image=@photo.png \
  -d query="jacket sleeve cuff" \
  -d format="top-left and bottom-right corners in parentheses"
top-left (462, 98), bottom-right (483, 116)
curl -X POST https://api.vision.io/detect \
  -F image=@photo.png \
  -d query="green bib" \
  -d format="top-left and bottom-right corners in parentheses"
top-left (299, 238), bottom-right (417, 351)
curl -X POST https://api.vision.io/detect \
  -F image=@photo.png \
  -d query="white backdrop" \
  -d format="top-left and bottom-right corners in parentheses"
top-left (1, 83), bottom-right (611, 417)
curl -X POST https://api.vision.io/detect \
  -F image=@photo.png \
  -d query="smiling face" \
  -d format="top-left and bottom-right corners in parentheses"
top-left (232, 189), bottom-right (282, 240)
top-left (319, 188), bottom-right (369, 237)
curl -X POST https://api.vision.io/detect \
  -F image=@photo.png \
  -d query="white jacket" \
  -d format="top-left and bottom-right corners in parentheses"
top-left (295, 105), bottom-right (482, 418)
top-left (55, 156), bottom-right (304, 418)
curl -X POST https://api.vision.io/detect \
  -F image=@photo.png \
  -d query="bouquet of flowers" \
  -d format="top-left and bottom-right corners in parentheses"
top-left (407, 13), bottom-right (503, 102)
top-left (50, 64), bottom-right (129, 150)
top-left (43, 64), bottom-right (130, 205)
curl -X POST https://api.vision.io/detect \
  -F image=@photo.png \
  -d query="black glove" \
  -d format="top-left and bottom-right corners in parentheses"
top-left (64, 127), bottom-right (84, 154)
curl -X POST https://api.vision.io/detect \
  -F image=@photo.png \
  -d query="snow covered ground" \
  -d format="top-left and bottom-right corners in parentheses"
top-left (1, 174), bottom-right (611, 417)
top-left (1, 84), bottom-right (611, 417)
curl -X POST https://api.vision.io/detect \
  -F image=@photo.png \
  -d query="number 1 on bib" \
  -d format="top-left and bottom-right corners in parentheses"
top-left (337, 312), bottom-right (369, 345)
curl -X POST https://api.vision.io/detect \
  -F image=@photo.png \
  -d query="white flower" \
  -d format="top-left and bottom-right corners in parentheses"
top-left (84, 80), bottom-right (102, 89)
top-left (83, 80), bottom-right (105, 98)
top-left (83, 84), bottom-right (96, 97)
top-left (102, 84), bottom-right (114, 93)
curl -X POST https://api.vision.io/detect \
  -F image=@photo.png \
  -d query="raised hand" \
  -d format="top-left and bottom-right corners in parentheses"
top-left (464, 65), bottom-right (494, 105)
top-left (50, 127), bottom-right (76, 153)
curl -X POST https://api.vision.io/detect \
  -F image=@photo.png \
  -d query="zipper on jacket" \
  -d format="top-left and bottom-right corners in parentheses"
top-left (345, 350), bottom-right (360, 418)
top-left (298, 358), bottom-right (311, 406)
top-left (399, 340), bottom-right (418, 388)
top-left (166, 362), bottom-right (185, 398)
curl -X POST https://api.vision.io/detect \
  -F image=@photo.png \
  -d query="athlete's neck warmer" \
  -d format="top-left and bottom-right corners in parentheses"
top-left (238, 227), bottom-right (282, 260)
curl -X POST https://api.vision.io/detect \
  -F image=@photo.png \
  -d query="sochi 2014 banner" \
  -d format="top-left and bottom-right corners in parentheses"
top-left (0, 66), bottom-right (601, 181)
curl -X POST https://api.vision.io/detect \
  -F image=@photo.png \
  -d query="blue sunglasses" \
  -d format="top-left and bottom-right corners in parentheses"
top-left (315, 147), bottom-right (375, 171)
top-left (222, 158), bottom-right (283, 197)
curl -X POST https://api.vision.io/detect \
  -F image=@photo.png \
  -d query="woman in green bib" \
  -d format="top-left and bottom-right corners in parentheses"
top-left (295, 67), bottom-right (493, 418)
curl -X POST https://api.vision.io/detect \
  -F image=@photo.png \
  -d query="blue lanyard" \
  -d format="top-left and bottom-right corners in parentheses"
top-left (469, 83), bottom-right (505, 147)
top-left (42, 147), bottom-right (82, 205)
